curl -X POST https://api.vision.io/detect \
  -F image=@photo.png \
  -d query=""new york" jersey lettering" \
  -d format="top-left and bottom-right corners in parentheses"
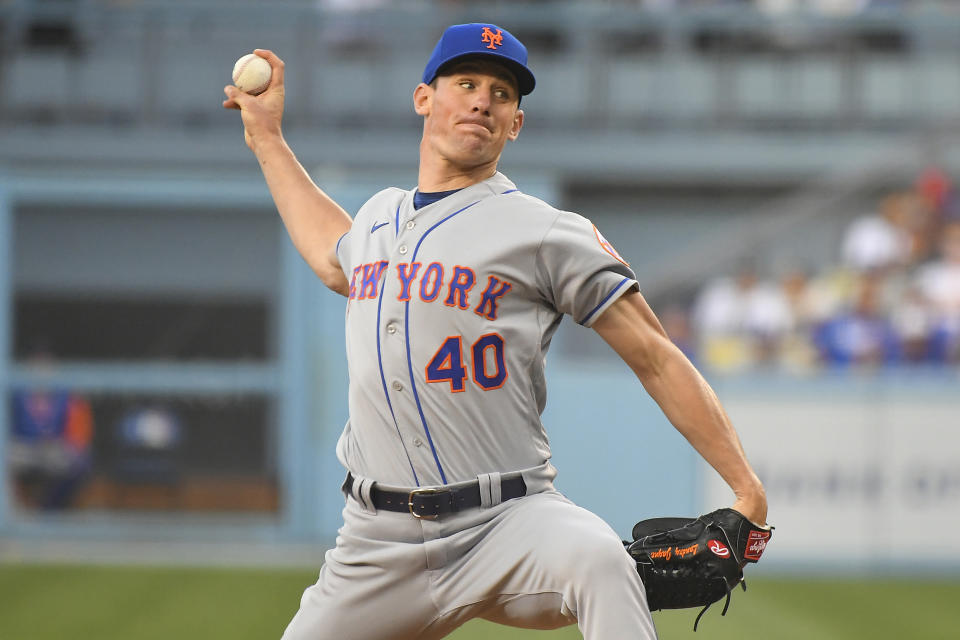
top-left (348, 260), bottom-right (512, 320)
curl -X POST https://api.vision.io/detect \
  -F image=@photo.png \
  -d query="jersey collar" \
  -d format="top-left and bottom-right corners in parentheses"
top-left (401, 172), bottom-right (518, 223)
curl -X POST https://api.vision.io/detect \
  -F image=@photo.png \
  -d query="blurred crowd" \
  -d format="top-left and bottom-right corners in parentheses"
top-left (6, 344), bottom-right (188, 512)
top-left (675, 167), bottom-right (960, 373)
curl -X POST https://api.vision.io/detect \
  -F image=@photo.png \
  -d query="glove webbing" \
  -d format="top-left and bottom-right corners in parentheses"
top-left (692, 576), bottom-right (747, 631)
top-left (629, 509), bottom-right (772, 631)
top-left (691, 515), bottom-right (744, 632)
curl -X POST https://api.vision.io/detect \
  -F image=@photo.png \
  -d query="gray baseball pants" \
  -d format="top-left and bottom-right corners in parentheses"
top-left (281, 484), bottom-right (658, 639)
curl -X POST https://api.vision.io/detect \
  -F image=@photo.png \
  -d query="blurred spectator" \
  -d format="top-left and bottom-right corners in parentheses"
top-left (900, 186), bottom-right (942, 264)
top-left (7, 347), bottom-right (94, 510)
top-left (781, 267), bottom-right (829, 328)
top-left (110, 403), bottom-right (184, 509)
top-left (692, 262), bottom-right (794, 370)
top-left (113, 404), bottom-right (183, 486)
top-left (915, 166), bottom-right (952, 220)
top-left (913, 219), bottom-right (960, 362)
top-left (813, 271), bottom-right (901, 367)
top-left (793, 266), bottom-right (857, 326)
top-left (841, 192), bottom-right (914, 273)
top-left (775, 268), bottom-right (821, 371)
top-left (890, 283), bottom-right (936, 363)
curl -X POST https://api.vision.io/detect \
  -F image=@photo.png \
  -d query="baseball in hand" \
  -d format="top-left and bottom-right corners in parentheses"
top-left (232, 53), bottom-right (272, 95)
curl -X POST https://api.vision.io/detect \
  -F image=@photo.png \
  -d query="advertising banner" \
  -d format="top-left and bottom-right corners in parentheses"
top-left (700, 395), bottom-right (960, 568)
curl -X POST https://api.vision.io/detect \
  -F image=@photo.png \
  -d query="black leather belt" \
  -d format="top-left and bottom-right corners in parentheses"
top-left (345, 472), bottom-right (527, 520)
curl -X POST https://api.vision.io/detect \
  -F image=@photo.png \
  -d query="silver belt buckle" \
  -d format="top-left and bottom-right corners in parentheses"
top-left (408, 488), bottom-right (444, 520)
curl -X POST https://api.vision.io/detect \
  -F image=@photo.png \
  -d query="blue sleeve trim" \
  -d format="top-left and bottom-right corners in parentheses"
top-left (579, 277), bottom-right (631, 326)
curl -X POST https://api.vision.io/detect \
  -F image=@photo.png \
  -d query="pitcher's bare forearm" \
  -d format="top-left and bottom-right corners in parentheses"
top-left (223, 50), bottom-right (351, 295)
top-left (593, 292), bottom-right (767, 525)
top-left (253, 134), bottom-right (351, 295)
top-left (639, 340), bottom-right (766, 523)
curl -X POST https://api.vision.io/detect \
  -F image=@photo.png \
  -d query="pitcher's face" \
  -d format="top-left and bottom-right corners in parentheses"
top-left (415, 59), bottom-right (524, 172)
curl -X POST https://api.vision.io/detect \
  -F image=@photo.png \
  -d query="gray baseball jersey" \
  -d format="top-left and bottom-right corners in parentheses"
top-left (334, 171), bottom-right (638, 488)
top-left (281, 170), bottom-right (657, 639)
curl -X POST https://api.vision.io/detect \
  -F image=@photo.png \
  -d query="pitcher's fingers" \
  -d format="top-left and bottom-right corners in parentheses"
top-left (223, 85), bottom-right (250, 109)
top-left (253, 49), bottom-right (285, 88)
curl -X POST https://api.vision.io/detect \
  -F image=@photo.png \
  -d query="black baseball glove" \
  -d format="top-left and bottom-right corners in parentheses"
top-left (625, 508), bottom-right (772, 630)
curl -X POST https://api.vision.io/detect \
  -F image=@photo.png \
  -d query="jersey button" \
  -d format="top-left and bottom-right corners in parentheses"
top-left (386, 323), bottom-right (398, 335)
top-left (391, 381), bottom-right (403, 391)
top-left (405, 221), bottom-right (416, 230)
top-left (398, 245), bottom-right (408, 255)
top-left (413, 438), bottom-right (423, 447)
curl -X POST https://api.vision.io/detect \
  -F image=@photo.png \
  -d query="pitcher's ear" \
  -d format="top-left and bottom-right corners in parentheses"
top-left (413, 83), bottom-right (432, 116)
top-left (508, 109), bottom-right (524, 141)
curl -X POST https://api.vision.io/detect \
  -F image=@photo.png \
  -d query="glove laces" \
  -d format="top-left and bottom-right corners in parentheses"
top-left (692, 520), bottom-right (746, 631)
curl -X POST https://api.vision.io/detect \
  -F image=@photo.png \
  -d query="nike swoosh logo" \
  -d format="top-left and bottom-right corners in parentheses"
top-left (371, 221), bottom-right (389, 233)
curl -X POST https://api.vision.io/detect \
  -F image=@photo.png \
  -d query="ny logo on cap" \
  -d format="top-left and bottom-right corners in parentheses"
top-left (481, 26), bottom-right (503, 50)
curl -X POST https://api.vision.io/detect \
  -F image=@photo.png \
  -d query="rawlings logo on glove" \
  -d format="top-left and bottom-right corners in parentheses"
top-left (744, 530), bottom-right (771, 560)
top-left (625, 508), bottom-right (773, 630)
top-left (708, 540), bottom-right (730, 557)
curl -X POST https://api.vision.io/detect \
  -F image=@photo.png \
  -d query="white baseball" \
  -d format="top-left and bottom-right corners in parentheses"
top-left (232, 53), bottom-right (272, 95)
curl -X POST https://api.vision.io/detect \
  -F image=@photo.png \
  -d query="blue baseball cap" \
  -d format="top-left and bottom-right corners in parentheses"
top-left (422, 23), bottom-right (536, 96)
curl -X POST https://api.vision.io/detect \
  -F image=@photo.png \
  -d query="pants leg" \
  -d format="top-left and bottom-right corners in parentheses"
top-left (281, 499), bottom-right (441, 640)
top-left (282, 490), bottom-right (657, 640)
top-left (428, 491), bottom-right (658, 640)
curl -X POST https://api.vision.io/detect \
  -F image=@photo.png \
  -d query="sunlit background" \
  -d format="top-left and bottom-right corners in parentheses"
top-left (1, 0), bottom-right (959, 638)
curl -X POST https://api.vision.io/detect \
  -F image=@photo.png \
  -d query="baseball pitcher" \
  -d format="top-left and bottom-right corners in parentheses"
top-left (224, 22), bottom-right (769, 639)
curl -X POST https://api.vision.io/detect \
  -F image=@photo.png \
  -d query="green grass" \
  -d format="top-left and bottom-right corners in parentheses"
top-left (1, 564), bottom-right (958, 639)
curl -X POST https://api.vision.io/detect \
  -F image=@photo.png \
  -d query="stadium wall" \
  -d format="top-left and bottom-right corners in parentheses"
top-left (1, 4), bottom-right (960, 578)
